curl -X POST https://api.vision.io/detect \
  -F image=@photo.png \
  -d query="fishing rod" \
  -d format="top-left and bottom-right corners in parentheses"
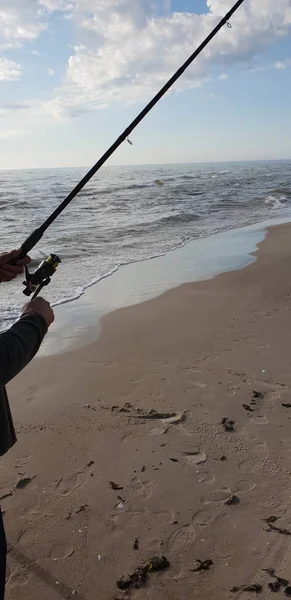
top-left (12, 0), bottom-right (245, 298)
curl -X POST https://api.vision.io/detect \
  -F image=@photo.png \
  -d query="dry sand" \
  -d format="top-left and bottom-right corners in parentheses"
top-left (2, 222), bottom-right (291, 599)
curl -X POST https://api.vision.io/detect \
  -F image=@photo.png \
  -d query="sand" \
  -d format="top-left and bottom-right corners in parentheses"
top-left (2, 222), bottom-right (291, 599)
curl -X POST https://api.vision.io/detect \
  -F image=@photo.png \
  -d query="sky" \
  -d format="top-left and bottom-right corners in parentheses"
top-left (0, 0), bottom-right (291, 169)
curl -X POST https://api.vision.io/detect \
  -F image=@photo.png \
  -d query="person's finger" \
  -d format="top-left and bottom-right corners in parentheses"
top-left (0, 249), bottom-right (19, 265)
top-left (0, 249), bottom-right (31, 267)
top-left (12, 249), bottom-right (31, 266)
top-left (15, 255), bottom-right (31, 267)
top-left (2, 265), bottom-right (23, 276)
top-left (1, 269), bottom-right (18, 279)
top-left (0, 272), bottom-right (17, 282)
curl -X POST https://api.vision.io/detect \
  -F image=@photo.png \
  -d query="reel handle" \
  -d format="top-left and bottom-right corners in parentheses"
top-left (31, 278), bottom-right (51, 300)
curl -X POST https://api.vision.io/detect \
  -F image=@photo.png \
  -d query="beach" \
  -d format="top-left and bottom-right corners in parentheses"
top-left (2, 221), bottom-right (291, 599)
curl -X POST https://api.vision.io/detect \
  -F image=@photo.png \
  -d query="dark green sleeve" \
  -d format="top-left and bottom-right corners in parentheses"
top-left (0, 313), bottom-right (47, 386)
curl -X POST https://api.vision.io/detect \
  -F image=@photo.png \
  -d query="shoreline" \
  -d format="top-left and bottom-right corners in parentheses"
top-left (41, 214), bottom-right (291, 356)
top-left (2, 221), bottom-right (291, 598)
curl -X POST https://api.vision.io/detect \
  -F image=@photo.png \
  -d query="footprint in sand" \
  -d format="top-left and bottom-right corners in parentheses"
top-left (7, 567), bottom-right (31, 590)
top-left (239, 442), bottom-right (268, 473)
top-left (49, 544), bottom-right (75, 561)
top-left (109, 510), bottom-right (175, 530)
top-left (167, 523), bottom-right (196, 551)
top-left (111, 510), bottom-right (142, 527)
top-left (265, 389), bottom-right (281, 401)
top-left (184, 451), bottom-right (207, 466)
top-left (13, 455), bottom-right (32, 468)
top-left (55, 472), bottom-right (87, 496)
top-left (153, 510), bottom-right (176, 524)
top-left (234, 479), bottom-right (256, 493)
top-left (201, 480), bottom-right (255, 505)
top-left (149, 426), bottom-right (168, 436)
top-left (24, 384), bottom-right (39, 403)
top-left (250, 415), bottom-right (268, 425)
top-left (192, 506), bottom-right (221, 530)
top-left (143, 537), bottom-right (166, 555)
top-left (196, 472), bottom-right (216, 485)
top-left (185, 381), bottom-right (207, 395)
top-left (111, 508), bottom-right (174, 529)
top-left (241, 429), bottom-right (260, 442)
top-left (127, 477), bottom-right (157, 501)
top-left (201, 488), bottom-right (231, 505)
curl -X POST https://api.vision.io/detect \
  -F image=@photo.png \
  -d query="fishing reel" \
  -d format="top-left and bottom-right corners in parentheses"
top-left (23, 253), bottom-right (61, 299)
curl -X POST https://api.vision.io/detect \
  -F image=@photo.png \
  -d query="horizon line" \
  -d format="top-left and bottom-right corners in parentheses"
top-left (1, 157), bottom-right (291, 171)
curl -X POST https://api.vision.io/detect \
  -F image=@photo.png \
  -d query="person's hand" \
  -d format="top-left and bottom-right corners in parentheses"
top-left (22, 297), bottom-right (55, 328)
top-left (0, 249), bottom-right (31, 283)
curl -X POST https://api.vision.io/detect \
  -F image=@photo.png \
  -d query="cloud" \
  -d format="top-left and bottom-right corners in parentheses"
top-left (0, 100), bottom-right (37, 116)
top-left (248, 57), bottom-right (291, 72)
top-left (0, 1), bottom-right (47, 50)
top-left (48, 67), bottom-right (55, 75)
top-left (275, 60), bottom-right (287, 69)
top-left (273, 58), bottom-right (291, 68)
top-left (1, 0), bottom-right (291, 120)
top-left (39, 0), bottom-right (75, 10)
top-left (0, 57), bottom-right (21, 81)
top-left (41, 0), bottom-right (291, 118)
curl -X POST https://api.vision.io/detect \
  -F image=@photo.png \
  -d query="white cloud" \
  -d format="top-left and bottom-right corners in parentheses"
top-left (1, 0), bottom-right (291, 119)
top-left (41, 0), bottom-right (291, 118)
top-left (39, 0), bottom-right (75, 10)
top-left (48, 67), bottom-right (55, 75)
top-left (0, 100), bottom-right (38, 116)
top-left (275, 58), bottom-right (291, 68)
top-left (0, 56), bottom-right (21, 81)
top-left (275, 60), bottom-right (287, 69)
top-left (249, 57), bottom-right (291, 72)
top-left (0, 1), bottom-right (47, 50)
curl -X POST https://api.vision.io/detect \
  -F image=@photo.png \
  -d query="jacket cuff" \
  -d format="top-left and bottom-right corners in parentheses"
top-left (20, 312), bottom-right (48, 336)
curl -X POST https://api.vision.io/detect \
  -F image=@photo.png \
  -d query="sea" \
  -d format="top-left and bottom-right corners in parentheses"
top-left (1, 160), bottom-right (291, 332)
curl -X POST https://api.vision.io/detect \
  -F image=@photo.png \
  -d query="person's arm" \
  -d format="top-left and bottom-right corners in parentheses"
top-left (0, 315), bottom-right (47, 386)
top-left (0, 298), bottom-right (54, 386)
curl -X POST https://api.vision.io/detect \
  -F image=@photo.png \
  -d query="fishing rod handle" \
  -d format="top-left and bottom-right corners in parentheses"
top-left (8, 228), bottom-right (44, 265)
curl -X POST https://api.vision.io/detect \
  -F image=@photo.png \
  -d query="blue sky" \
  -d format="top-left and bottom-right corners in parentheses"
top-left (0, 0), bottom-right (291, 169)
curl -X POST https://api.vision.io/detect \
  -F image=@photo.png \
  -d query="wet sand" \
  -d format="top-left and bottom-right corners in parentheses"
top-left (2, 222), bottom-right (291, 599)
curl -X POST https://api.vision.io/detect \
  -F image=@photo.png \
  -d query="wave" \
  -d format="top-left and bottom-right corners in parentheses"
top-left (265, 194), bottom-right (287, 209)
top-left (157, 212), bottom-right (201, 225)
top-left (269, 188), bottom-right (291, 197)
top-left (80, 182), bottom-right (152, 197)
top-left (109, 212), bottom-right (202, 239)
top-left (80, 176), bottom-right (205, 196)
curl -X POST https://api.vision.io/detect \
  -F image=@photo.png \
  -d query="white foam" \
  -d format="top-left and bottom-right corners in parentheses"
top-left (265, 194), bottom-right (287, 209)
